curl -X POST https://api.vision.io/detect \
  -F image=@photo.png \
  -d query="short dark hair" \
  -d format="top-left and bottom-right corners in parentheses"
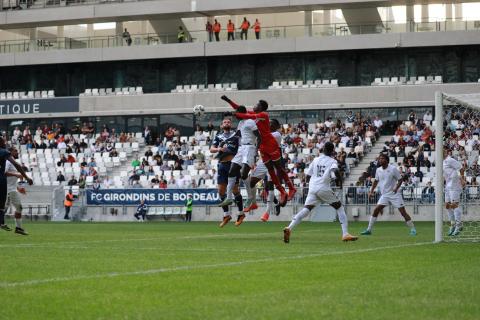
top-left (237, 105), bottom-right (247, 113)
top-left (258, 100), bottom-right (268, 111)
top-left (379, 153), bottom-right (389, 162)
top-left (324, 142), bottom-right (335, 155)
top-left (270, 118), bottom-right (280, 128)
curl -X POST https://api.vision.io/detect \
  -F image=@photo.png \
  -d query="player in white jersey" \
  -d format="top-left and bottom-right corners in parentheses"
top-left (283, 142), bottom-right (358, 243)
top-left (4, 146), bottom-right (28, 235)
top-left (244, 119), bottom-right (282, 221)
top-left (218, 106), bottom-right (261, 226)
top-left (361, 153), bottom-right (416, 236)
top-left (443, 149), bottom-right (465, 236)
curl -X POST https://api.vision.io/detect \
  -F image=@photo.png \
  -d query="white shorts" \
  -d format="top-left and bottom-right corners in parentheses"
top-left (304, 188), bottom-right (339, 206)
top-left (377, 192), bottom-right (404, 209)
top-left (445, 190), bottom-right (461, 203)
top-left (232, 145), bottom-right (257, 168)
top-left (252, 159), bottom-right (268, 179)
top-left (5, 191), bottom-right (22, 212)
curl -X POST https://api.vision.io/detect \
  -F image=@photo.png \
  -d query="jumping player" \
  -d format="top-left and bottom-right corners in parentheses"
top-left (283, 142), bottom-right (358, 243)
top-left (246, 118), bottom-right (283, 222)
top-left (361, 153), bottom-right (417, 236)
top-left (5, 146), bottom-right (29, 235)
top-left (443, 149), bottom-right (465, 236)
top-left (0, 137), bottom-right (33, 232)
top-left (210, 117), bottom-right (243, 227)
top-left (218, 106), bottom-right (261, 226)
top-left (221, 95), bottom-right (296, 206)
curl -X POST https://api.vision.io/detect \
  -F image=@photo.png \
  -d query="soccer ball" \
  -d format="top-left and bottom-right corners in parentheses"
top-left (193, 105), bottom-right (205, 118)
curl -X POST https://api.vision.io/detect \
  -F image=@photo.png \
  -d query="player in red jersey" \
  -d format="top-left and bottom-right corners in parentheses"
top-left (221, 95), bottom-right (296, 206)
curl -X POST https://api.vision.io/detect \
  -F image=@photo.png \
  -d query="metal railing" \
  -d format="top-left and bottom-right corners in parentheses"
top-left (1, 18), bottom-right (480, 54)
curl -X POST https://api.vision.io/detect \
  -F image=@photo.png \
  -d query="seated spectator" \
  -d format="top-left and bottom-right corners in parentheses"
top-left (88, 167), bottom-right (98, 180)
top-left (103, 176), bottom-right (112, 189)
top-left (131, 157), bottom-right (141, 168)
top-left (159, 180), bottom-right (168, 189)
top-left (67, 154), bottom-right (76, 163)
top-left (109, 148), bottom-right (119, 157)
top-left (144, 147), bottom-right (153, 157)
top-left (88, 157), bottom-right (97, 168)
top-left (56, 172), bottom-right (66, 183)
top-left (151, 175), bottom-right (160, 185)
top-left (67, 176), bottom-right (78, 186)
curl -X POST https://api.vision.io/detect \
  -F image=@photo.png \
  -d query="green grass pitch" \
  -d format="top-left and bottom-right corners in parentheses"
top-left (0, 221), bottom-right (479, 320)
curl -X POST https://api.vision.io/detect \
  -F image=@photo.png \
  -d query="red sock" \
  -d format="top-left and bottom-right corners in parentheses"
top-left (268, 167), bottom-right (285, 193)
top-left (278, 167), bottom-right (295, 190)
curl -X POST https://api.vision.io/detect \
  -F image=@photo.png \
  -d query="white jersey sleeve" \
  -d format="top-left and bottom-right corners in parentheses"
top-left (239, 119), bottom-right (258, 145)
top-left (5, 161), bottom-right (18, 193)
top-left (271, 131), bottom-right (282, 146)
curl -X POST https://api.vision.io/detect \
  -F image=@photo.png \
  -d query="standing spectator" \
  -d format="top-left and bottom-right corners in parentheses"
top-left (240, 17), bottom-right (250, 40)
top-left (206, 21), bottom-right (213, 42)
top-left (134, 200), bottom-right (148, 221)
top-left (252, 18), bottom-right (261, 39)
top-left (185, 195), bottom-right (193, 222)
top-left (122, 28), bottom-right (132, 46)
top-left (213, 19), bottom-right (221, 41)
top-left (206, 121), bottom-right (215, 132)
top-left (64, 189), bottom-right (74, 220)
top-left (144, 126), bottom-right (152, 145)
top-left (408, 110), bottom-right (416, 123)
top-left (423, 110), bottom-right (433, 123)
top-left (177, 26), bottom-right (185, 43)
top-left (227, 20), bottom-right (235, 41)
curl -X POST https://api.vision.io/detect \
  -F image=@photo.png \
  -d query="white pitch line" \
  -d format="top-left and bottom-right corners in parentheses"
top-left (0, 229), bottom-right (320, 249)
top-left (0, 242), bottom-right (433, 288)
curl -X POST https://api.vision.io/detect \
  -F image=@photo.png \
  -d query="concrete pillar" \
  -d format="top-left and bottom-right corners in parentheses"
top-left (421, 4), bottom-right (428, 23)
top-left (57, 25), bottom-right (64, 38)
top-left (454, 4), bottom-right (462, 20)
top-left (406, 5), bottom-right (414, 32)
top-left (116, 21), bottom-right (123, 46)
top-left (446, 4), bottom-right (453, 20)
top-left (304, 10), bottom-right (312, 37)
top-left (86, 24), bottom-right (93, 37)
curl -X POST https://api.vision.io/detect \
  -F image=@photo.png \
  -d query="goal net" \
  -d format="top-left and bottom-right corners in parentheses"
top-left (435, 92), bottom-right (480, 242)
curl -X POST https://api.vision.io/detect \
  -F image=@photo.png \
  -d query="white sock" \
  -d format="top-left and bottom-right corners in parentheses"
top-left (250, 185), bottom-right (257, 205)
top-left (336, 206), bottom-right (349, 236)
top-left (454, 207), bottom-right (462, 229)
top-left (266, 190), bottom-right (275, 214)
top-left (15, 216), bottom-right (22, 228)
top-left (226, 177), bottom-right (236, 200)
top-left (406, 220), bottom-right (415, 230)
top-left (287, 207), bottom-right (310, 230)
top-left (244, 177), bottom-right (253, 202)
top-left (367, 216), bottom-right (377, 232)
top-left (447, 209), bottom-right (455, 226)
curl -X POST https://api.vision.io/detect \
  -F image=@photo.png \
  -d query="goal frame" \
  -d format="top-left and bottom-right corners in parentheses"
top-left (434, 91), bottom-right (480, 242)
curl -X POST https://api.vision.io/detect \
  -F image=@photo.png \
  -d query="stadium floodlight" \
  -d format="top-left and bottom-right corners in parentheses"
top-left (435, 91), bottom-right (480, 243)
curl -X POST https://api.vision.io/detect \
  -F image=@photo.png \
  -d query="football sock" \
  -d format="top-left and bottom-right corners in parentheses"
top-left (336, 206), bottom-right (349, 236)
top-left (244, 177), bottom-right (253, 202)
top-left (15, 213), bottom-right (22, 228)
top-left (454, 207), bottom-right (462, 228)
top-left (447, 209), bottom-right (455, 226)
top-left (226, 177), bottom-right (236, 200)
top-left (266, 190), bottom-right (275, 214)
top-left (287, 207), bottom-right (310, 230)
top-left (220, 195), bottom-right (230, 216)
top-left (406, 220), bottom-right (415, 230)
top-left (367, 216), bottom-right (377, 232)
top-left (234, 193), bottom-right (243, 212)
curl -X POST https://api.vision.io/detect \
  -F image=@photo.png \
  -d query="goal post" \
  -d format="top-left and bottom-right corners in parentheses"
top-left (435, 91), bottom-right (480, 243)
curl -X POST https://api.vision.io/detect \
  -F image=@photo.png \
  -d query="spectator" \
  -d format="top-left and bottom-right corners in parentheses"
top-left (56, 172), bottom-right (66, 183)
top-left (103, 176), bottom-right (112, 189)
top-left (88, 157), bottom-right (97, 168)
top-left (159, 180), bottom-right (168, 189)
top-left (240, 17), bottom-right (250, 40)
top-left (252, 18), bottom-right (261, 39)
top-left (109, 148), bottom-right (119, 157)
top-left (178, 26), bottom-right (185, 43)
top-left (122, 28), bottom-right (132, 46)
top-left (213, 19), bottom-right (221, 41)
top-left (373, 116), bottom-right (383, 131)
top-left (67, 175), bottom-right (78, 186)
top-left (206, 21), bottom-right (213, 42)
top-left (144, 147), bottom-right (153, 157)
top-left (78, 175), bottom-right (86, 189)
top-left (151, 175), bottom-right (160, 185)
top-left (131, 157), bottom-right (140, 168)
top-left (227, 19), bottom-right (235, 41)
top-left (144, 126), bottom-right (152, 145)
top-left (206, 121), bottom-right (215, 132)
top-left (423, 111), bottom-right (433, 123)
top-left (134, 200), bottom-right (148, 221)
top-left (185, 195), bottom-right (193, 222)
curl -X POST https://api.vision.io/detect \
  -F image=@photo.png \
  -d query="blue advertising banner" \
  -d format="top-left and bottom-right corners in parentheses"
top-left (86, 189), bottom-right (220, 206)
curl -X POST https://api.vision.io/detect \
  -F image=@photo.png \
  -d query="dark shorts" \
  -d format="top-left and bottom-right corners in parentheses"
top-left (0, 178), bottom-right (7, 210)
top-left (217, 161), bottom-right (231, 185)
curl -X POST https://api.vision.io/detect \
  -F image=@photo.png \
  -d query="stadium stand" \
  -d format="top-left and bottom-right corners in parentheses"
top-left (0, 90), bottom-right (55, 100)
top-left (268, 80), bottom-right (338, 89)
top-left (171, 83), bottom-right (238, 93)
top-left (8, 113), bottom-right (379, 190)
top-left (81, 87), bottom-right (143, 96)
top-left (371, 76), bottom-right (443, 86)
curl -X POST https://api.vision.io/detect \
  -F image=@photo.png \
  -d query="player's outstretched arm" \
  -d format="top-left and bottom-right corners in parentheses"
top-left (235, 112), bottom-right (262, 120)
top-left (221, 95), bottom-right (240, 109)
top-left (8, 156), bottom-right (33, 185)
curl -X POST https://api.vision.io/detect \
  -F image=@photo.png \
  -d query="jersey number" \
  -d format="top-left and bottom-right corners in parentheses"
top-left (317, 165), bottom-right (326, 177)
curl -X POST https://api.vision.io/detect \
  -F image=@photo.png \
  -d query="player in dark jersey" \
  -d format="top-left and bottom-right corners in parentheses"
top-left (210, 117), bottom-right (243, 227)
top-left (0, 137), bottom-right (33, 231)
top-left (221, 95), bottom-right (296, 207)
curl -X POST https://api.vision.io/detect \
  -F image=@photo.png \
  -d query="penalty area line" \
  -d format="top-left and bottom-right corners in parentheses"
top-left (0, 242), bottom-right (433, 288)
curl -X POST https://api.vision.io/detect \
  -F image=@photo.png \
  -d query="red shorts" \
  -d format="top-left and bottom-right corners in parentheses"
top-left (260, 147), bottom-right (281, 163)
